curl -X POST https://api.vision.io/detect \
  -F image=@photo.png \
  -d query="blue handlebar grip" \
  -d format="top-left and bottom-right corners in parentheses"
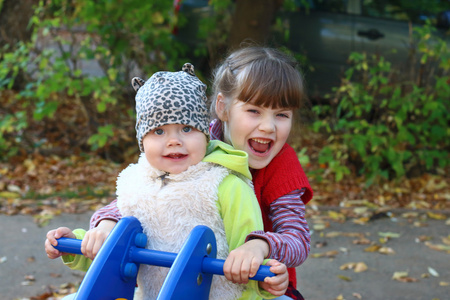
top-left (202, 257), bottom-right (275, 281)
top-left (54, 237), bottom-right (83, 255)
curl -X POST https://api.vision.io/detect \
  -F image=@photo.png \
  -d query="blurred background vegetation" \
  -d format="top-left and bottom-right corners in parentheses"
top-left (0, 0), bottom-right (449, 208)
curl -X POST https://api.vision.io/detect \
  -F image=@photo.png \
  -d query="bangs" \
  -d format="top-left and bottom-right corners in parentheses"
top-left (235, 60), bottom-right (303, 109)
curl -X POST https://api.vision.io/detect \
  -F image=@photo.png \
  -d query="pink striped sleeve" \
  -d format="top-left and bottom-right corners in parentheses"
top-left (245, 189), bottom-right (310, 267)
top-left (89, 199), bottom-right (122, 229)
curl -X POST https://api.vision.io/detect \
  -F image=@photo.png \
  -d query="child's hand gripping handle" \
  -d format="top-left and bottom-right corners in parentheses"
top-left (53, 237), bottom-right (274, 281)
top-left (54, 237), bottom-right (83, 255)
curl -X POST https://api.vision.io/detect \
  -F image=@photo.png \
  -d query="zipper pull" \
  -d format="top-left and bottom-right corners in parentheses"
top-left (158, 171), bottom-right (170, 187)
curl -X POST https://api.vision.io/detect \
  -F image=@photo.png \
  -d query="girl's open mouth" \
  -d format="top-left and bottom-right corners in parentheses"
top-left (248, 138), bottom-right (272, 154)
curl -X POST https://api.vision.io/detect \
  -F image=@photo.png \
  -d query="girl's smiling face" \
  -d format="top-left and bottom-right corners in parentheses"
top-left (217, 96), bottom-right (293, 170)
top-left (143, 124), bottom-right (207, 174)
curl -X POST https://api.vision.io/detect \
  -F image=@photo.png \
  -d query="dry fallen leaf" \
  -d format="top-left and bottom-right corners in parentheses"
top-left (354, 262), bottom-right (368, 273)
top-left (442, 236), bottom-right (450, 245)
top-left (426, 212), bottom-right (447, 220)
top-left (337, 275), bottom-right (352, 281)
top-left (378, 246), bottom-right (396, 255)
top-left (339, 262), bottom-right (368, 273)
top-left (353, 217), bottom-right (370, 225)
top-left (328, 210), bottom-right (346, 222)
top-left (311, 250), bottom-right (339, 258)
top-left (427, 267), bottom-right (439, 277)
top-left (353, 237), bottom-right (371, 245)
top-left (401, 212), bottom-right (419, 218)
top-left (326, 231), bottom-right (365, 238)
top-left (364, 244), bottom-right (381, 252)
top-left (378, 232), bottom-right (401, 238)
top-left (392, 271), bottom-right (419, 282)
top-left (424, 241), bottom-right (450, 252)
top-left (352, 292), bottom-right (362, 299)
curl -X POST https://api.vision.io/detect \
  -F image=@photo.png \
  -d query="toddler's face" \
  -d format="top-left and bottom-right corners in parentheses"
top-left (220, 99), bottom-right (293, 169)
top-left (143, 124), bottom-right (207, 174)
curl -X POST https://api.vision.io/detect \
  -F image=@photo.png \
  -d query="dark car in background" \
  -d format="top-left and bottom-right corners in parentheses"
top-left (177, 0), bottom-right (450, 99)
top-left (286, 0), bottom-right (450, 98)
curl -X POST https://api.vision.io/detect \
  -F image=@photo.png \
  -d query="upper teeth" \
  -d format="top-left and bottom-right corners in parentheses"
top-left (252, 138), bottom-right (270, 144)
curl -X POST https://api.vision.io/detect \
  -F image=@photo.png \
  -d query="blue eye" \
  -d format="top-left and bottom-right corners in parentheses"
top-left (154, 129), bottom-right (164, 135)
top-left (182, 126), bottom-right (192, 133)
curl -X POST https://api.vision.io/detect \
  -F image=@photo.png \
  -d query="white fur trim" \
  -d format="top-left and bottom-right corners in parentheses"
top-left (117, 159), bottom-right (244, 300)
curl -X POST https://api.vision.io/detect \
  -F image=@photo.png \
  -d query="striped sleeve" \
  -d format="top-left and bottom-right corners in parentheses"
top-left (89, 199), bottom-right (122, 229)
top-left (245, 189), bottom-right (310, 268)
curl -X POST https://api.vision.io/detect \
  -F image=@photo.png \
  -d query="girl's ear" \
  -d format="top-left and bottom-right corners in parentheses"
top-left (215, 93), bottom-right (228, 121)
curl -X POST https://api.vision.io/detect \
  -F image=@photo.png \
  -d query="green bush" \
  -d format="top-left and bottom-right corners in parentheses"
top-left (313, 23), bottom-right (449, 184)
top-left (0, 0), bottom-right (188, 161)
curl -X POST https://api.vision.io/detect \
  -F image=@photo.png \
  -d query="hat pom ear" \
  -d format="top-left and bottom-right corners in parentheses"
top-left (182, 63), bottom-right (195, 76)
top-left (131, 77), bottom-right (146, 92)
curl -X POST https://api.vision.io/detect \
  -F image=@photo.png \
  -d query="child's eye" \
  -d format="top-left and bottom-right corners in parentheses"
top-left (182, 126), bottom-right (192, 133)
top-left (154, 129), bottom-right (164, 135)
top-left (277, 113), bottom-right (290, 118)
top-left (247, 109), bottom-right (259, 114)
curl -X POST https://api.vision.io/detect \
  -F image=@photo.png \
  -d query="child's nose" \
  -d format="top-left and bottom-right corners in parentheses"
top-left (167, 135), bottom-right (182, 147)
top-left (259, 116), bottom-right (276, 133)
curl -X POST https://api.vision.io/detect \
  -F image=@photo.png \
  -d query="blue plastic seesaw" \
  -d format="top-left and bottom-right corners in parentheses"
top-left (54, 216), bottom-right (274, 300)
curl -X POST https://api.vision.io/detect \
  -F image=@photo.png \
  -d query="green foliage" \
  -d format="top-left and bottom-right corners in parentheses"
top-left (0, 0), bottom-right (187, 161)
top-left (313, 23), bottom-right (449, 184)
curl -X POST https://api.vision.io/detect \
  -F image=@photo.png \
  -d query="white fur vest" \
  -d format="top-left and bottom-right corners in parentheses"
top-left (116, 154), bottom-right (244, 300)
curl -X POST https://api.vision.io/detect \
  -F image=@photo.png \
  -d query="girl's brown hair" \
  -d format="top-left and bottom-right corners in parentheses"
top-left (210, 47), bottom-right (305, 119)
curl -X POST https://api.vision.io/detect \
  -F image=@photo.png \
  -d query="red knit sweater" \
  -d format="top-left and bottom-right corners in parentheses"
top-left (251, 143), bottom-right (313, 292)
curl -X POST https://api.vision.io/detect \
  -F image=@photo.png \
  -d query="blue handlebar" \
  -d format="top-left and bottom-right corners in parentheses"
top-left (55, 237), bottom-right (274, 281)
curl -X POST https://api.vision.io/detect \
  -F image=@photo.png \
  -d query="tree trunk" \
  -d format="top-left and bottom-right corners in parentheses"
top-left (228, 0), bottom-right (282, 50)
top-left (0, 0), bottom-right (35, 90)
top-left (0, 0), bottom-right (35, 49)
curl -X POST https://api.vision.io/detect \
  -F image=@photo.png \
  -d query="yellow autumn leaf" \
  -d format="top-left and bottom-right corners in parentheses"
top-left (0, 191), bottom-right (20, 199)
top-left (353, 217), bottom-right (369, 225)
top-left (311, 250), bottom-right (339, 258)
top-left (337, 275), bottom-right (352, 281)
top-left (328, 210), bottom-right (346, 221)
top-left (427, 212), bottom-right (447, 220)
top-left (364, 244), bottom-right (381, 252)
top-left (401, 212), bottom-right (419, 218)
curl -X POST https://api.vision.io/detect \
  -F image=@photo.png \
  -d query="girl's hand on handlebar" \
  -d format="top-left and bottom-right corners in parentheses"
top-left (259, 259), bottom-right (288, 296)
top-left (45, 227), bottom-right (75, 259)
top-left (223, 239), bottom-right (269, 284)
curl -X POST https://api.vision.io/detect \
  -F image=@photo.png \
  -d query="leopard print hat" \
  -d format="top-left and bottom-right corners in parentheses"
top-left (132, 63), bottom-right (209, 152)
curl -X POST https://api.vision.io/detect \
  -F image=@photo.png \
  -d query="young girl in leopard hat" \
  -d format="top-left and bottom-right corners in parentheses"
top-left (45, 63), bottom-right (288, 300)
